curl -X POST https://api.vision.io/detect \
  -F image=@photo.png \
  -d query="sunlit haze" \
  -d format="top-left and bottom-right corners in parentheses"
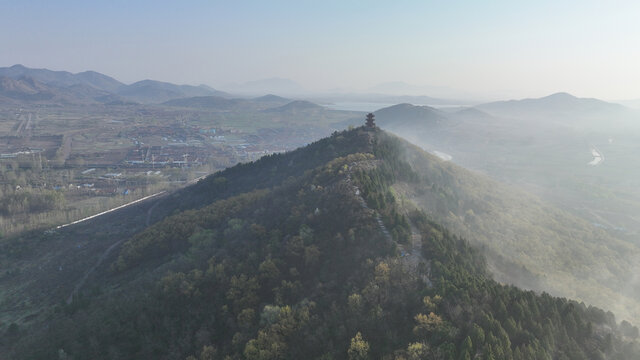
top-left (3, 0), bottom-right (640, 100)
top-left (5, 1), bottom-right (640, 358)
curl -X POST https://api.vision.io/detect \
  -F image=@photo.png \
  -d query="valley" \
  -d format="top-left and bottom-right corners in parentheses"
top-left (6, 2), bottom-right (640, 358)
top-left (1, 66), bottom-right (640, 359)
top-left (0, 91), bottom-right (359, 235)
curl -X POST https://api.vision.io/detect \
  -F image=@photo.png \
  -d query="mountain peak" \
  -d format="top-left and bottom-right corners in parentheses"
top-left (253, 94), bottom-right (289, 101)
top-left (263, 99), bottom-right (323, 112)
top-left (371, 103), bottom-right (446, 129)
top-left (5, 123), bottom-right (640, 359)
top-left (476, 91), bottom-right (627, 122)
top-left (385, 102), bottom-right (437, 110)
top-left (543, 92), bottom-right (577, 100)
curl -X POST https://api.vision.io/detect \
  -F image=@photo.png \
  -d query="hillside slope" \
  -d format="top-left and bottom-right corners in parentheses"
top-left (364, 102), bottom-right (640, 277)
top-left (2, 127), bottom-right (639, 359)
top-left (392, 138), bottom-right (640, 322)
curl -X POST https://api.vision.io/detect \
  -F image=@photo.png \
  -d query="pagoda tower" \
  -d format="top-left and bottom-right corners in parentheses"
top-left (365, 113), bottom-right (376, 128)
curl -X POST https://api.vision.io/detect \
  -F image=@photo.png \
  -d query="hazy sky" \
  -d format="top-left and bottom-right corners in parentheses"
top-left (2, 0), bottom-right (640, 99)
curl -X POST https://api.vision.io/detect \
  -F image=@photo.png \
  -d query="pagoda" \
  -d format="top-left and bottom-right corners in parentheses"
top-left (365, 113), bottom-right (376, 128)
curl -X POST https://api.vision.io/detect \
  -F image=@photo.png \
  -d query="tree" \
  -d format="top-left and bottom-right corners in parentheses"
top-left (460, 336), bottom-right (473, 360)
top-left (407, 342), bottom-right (429, 360)
top-left (423, 295), bottom-right (442, 313)
top-left (471, 323), bottom-right (485, 351)
top-left (348, 332), bottom-right (370, 360)
top-left (199, 345), bottom-right (217, 360)
top-left (413, 312), bottom-right (443, 338)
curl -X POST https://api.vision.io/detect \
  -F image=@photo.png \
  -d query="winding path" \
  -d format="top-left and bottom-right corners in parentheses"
top-left (398, 222), bottom-right (432, 287)
top-left (345, 166), bottom-right (392, 242)
top-left (66, 238), bottom-right (126, 304)
top-left (346, 162), bottom-right (431, 286)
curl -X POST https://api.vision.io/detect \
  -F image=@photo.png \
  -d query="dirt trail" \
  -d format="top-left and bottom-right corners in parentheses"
top-left (146, 197), bottom-right (163, 226)
top-left (63, 191), bottom-right (169, 303)
top-left (59, 134), bottom-right (72, 161)
top-left (398, 222), bottom-right (432, 287)
top-left (346, 162), bottom-right (431, 286)
top-left (345, 166), bottom-right (392, 242)
top-left (14, 112), bottom-right (27, 134)
top-left (65, 175), bottom-right (209, 303)
top-left (66, 238), bottom-right (126, 304)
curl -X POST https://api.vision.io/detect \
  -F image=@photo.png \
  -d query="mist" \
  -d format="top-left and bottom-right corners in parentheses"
top-left (3, 1), bottom-right (640, 358)
top-left (360, 93), bottom-right (640, 326)
top-left (5, 1), bottom-right (640, 101)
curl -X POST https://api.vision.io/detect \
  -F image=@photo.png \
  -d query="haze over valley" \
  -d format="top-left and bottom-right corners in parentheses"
top-left (3, 1), bottom-right (640, 359)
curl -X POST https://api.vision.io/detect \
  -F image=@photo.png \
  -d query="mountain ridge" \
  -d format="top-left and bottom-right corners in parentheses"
top-left (373, 103), bottom-right (448, 128)
top-left (0, 64), bottom-right (232, 104)
top-left (0, 64), bottom-right (124, 92)
top-left (476, 92), bottom-right (630, 122)
top-left (117, 79), bottom-right (232, 103)
top-left (2, 127), bottom-right (640, 358)
top-left (263, 100), bottom-right (324, 113)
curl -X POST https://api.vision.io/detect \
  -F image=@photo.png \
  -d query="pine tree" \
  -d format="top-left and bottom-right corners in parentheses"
top-left (348, 332), bottom-right (370, 360)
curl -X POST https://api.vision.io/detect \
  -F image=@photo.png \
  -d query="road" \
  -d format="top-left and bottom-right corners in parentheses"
top-left (63, 174), bottom-right (209, 303)
top-left (61, 190), bottom-right (167, 304)
top-left (56, 174), bottom-right (208, 230)
top-left (56, 191), bottom-right (167, 229)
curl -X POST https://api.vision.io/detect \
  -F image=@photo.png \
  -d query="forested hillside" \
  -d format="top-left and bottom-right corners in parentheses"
top-left (4, 127), bottom-right (639, 359)
top-left (390, 138), bottom-right (640, 325)
top-left (370, 102), bottom-right (640, 324)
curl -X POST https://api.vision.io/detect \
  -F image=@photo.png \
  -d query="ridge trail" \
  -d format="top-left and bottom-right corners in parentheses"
top-left (346, 162), bottom-right (431, 286)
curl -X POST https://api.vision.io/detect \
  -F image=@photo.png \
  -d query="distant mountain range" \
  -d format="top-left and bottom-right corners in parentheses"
top-left (118, 79), bottom-right (231, 103)
top-left (0, 64), bottom-right (232, 105)
top-left (161, 94), bottom-right (324, 113)
top-left (307, 92), bottom-right (467, 109)
top-left (1, 65), bottom-right (635, 123)
top-left (476, 92), bottom-right (631, 122)
top-left (0, 75), bottom-right (125, 105)
top-left (0, 64), bottom-right (123, 92)
top-left (366, 92), bottom-right (636, 130)
top-left (0, 65), bottom-right (334, 108)
top-left (262, 99), bottom-right (324, 113)
top-left (252, 94), bottom-right (291, 103)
